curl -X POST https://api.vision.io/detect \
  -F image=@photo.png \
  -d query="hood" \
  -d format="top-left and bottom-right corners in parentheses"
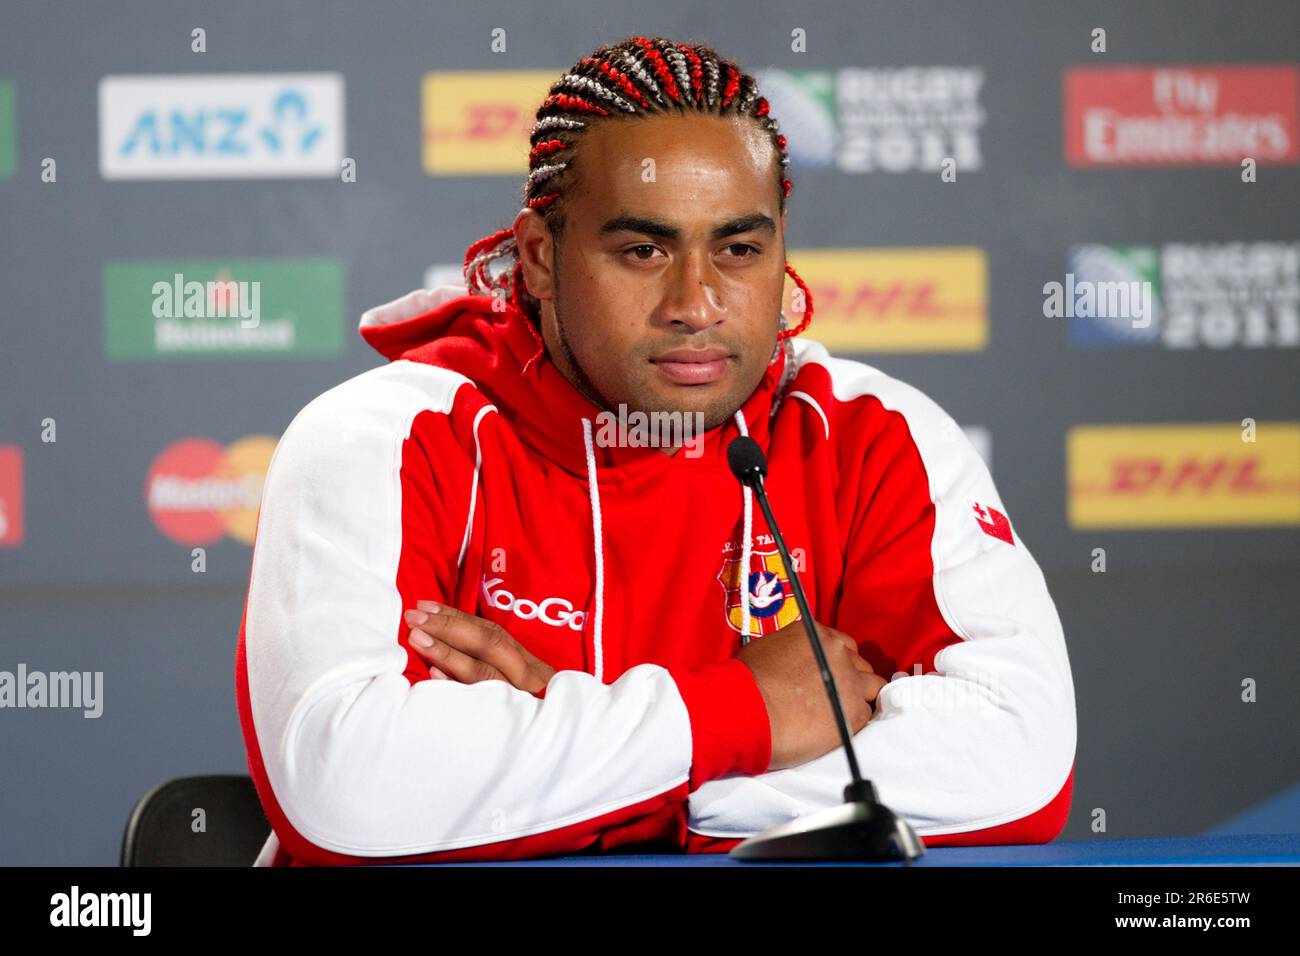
top-left (359, 284), bottom-right (795, 664)
top-left (358, 284), bottom-right (791, 481)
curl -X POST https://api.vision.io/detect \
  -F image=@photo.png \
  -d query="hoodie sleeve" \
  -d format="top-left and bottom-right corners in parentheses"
top-left (685, 364), bottom-right (1077, 849)
top-left (235, 360), bottom-right (770, 865)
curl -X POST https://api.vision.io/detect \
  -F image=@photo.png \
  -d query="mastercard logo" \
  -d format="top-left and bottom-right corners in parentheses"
top-left (145, 435), bottom-right (278, 546)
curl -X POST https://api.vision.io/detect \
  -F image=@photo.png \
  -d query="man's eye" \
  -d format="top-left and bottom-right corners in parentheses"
top-left (726, 244), bottom-right (760, 258)
top-left (625, 244), bottom-right (662, 261)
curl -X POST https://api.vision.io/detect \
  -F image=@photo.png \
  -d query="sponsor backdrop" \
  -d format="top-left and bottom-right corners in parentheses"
top-left (0, 0), bottom-right (1296, 863)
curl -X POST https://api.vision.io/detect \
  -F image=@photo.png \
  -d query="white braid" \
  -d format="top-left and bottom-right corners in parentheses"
top-left (704, 58), bottom-right (720, 108)
top-left (553, 74), bottom-right (638, 114)
top-left (619, 50), bottom-right (666, 106)
top-left (525, 163), bottom-right (565, 190)
top-left (531, 116), bottom-right (587, 136)
top-left (465, 239), bottom-right (517, 295)
top-left (664, 46), bottom-right (693, 101)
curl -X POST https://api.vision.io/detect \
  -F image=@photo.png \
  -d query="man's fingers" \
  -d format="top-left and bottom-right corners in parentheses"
top-left (868, 672), bottom-right (888, 700)
top-left (825, 629), bottom-right (870, 666)
top-left (407, 626), bottom-right (507, 684)
top-left (406, 602), bottom-right (540, 691)
top-left (408, 606), bottom-right (520, 671)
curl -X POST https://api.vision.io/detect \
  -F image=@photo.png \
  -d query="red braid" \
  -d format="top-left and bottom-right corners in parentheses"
top-left (462, 227), bottom-right (514, 293)
top-left (538, 93), bottom-right (609, 117)
top-left (507, 261), bottom-right (547, 373)
top-left (528, 139), bottom-right (568, 163)
top-left (462, 36), bottom-right (809, 374)
top-left (633, 37), bottom-right (682, 102)
top-left (721, 66), bottom-right (741, 107)
top-left (777, 262), bottom-right (815, 340)
top-left (678, 44), bottom-right (705, 103)
top-left (583, 57), bottom-right (649, 108)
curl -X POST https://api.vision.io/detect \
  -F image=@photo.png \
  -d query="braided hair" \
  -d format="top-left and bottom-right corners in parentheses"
top-left (462, 35), bottom-right (815, 372)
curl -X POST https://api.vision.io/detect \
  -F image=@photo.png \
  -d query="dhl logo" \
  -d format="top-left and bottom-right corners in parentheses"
top-left (784, 248), bottom-right (987, 352)
top-left (422, 71), bottom-right (556, 174)
top-left (805, 281), bottom-right (947, 320)
top-left (1067, 423), bottom-right (1300, 528)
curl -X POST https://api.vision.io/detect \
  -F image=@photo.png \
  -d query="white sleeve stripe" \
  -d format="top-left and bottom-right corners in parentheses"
top-left (246, 360), bottom-right (696, 856)
top-left (685, 338), bottom-right (1076, 838)
top-left (457, 403), bottom-right (496, 570)
top-left (787, 390), bottom-right (829, 440)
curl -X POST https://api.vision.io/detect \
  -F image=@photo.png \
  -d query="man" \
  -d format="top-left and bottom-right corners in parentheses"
top-left (236, 36), bottom-right (1076, 866)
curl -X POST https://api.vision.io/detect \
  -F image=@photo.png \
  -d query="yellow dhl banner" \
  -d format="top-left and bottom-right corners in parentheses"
top-left (783, 248), bottom-right (987, 352)
top-left (422, 71), bottom-right (556, 174)
top-left (1067, 423), bottom-right (1300, 528)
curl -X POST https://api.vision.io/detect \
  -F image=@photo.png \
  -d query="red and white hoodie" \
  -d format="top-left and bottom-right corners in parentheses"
top-left (236, 284), bottom-right (1077, 866)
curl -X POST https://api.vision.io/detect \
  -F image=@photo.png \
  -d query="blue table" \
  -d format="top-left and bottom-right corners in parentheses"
top-left (411, 833), bottom-right (1300, 866)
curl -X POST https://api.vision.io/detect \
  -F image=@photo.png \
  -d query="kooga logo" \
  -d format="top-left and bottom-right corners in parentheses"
top-left (480, 576), bottom-right (586, 631)
top-left (98, 73), bottom-right (345, 179)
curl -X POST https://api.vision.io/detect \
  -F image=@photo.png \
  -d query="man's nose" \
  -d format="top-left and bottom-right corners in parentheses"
top-left (657, 252), bottom-right (724, 332)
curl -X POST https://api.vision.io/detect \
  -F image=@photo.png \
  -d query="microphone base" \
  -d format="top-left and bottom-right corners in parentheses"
top-left (728, 800), bottom-right (926, 862)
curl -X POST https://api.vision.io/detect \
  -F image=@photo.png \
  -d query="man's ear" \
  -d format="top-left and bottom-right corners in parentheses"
top-left (512, 208), bottom-right (556, 301)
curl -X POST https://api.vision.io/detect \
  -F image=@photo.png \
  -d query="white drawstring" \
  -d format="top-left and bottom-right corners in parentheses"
top-left (580, 418), bottom-right (605, 683)
top-left (579, 409), bottom-right (755, 678)
top-left (733, 409), bottom-right (753, 645)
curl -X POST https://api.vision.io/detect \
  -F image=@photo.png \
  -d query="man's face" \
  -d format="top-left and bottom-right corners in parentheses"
top-left (518, 113), bottom-right (787, 432)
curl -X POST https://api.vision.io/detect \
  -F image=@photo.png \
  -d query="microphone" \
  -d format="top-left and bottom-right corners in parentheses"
top-left (726, 435), bottom-right (925, 862)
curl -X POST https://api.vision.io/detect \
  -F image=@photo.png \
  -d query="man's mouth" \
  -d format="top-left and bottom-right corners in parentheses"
top-left (649, 347), bottom-right (733, 386)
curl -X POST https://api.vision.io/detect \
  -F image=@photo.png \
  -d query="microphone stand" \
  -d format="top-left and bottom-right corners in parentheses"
top-left (726, 437), bottom-right (925, 863)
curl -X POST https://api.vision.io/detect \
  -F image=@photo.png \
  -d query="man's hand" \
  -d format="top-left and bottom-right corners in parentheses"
top-left (734, 618), bottom-right (887, 771)
top-left (403, 601), bottom-right (557, 695)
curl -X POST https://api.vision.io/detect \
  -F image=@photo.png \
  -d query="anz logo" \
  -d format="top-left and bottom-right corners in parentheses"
top-left (99, 73), bottom-right (344, 179)
top-left (116, 89), bottom-right (324, 158)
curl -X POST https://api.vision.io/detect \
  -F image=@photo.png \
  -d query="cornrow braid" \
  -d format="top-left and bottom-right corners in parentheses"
top-left (462, 35), bottom-right (811, 374)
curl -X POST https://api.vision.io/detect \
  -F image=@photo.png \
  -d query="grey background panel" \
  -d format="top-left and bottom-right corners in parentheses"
top-left (0, 0), bottom-right (1296, 863)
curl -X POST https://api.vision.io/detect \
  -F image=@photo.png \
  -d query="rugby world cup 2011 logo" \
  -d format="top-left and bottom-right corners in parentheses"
top-left (716, 547), bottom-right (802, 638)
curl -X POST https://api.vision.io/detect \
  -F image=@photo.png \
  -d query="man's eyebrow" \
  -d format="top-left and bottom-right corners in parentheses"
top-left (598, 213), bottom-right (777, 242)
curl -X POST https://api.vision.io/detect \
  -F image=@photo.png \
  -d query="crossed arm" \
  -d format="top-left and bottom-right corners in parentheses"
top-left (394, 394), bottom-right (1077, 848)
top-left (242, 356), bottom-right (1075, 864)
